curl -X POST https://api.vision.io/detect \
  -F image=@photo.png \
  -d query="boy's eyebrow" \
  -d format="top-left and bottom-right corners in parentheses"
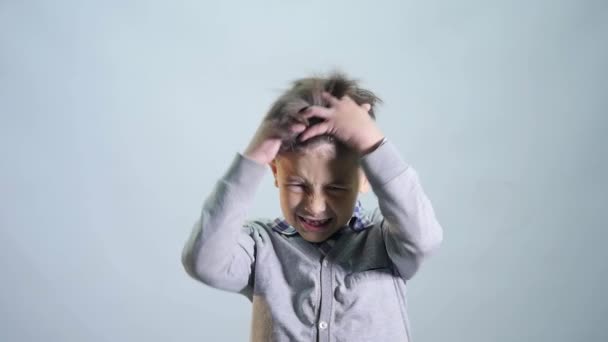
top-left (326, 180), bottom-right (351, 187)
top-left (327, 184), bottom-right (351, 188)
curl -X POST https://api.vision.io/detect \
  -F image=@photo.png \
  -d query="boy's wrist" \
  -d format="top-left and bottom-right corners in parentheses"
top-left (357, 129), bottom-right (386, 156)
top-left (360, 139), bottom-right (409, 187)
top-left (226, 153), bottom-right (268, 191)
top-left (242, 151), bottom-right (266, 165)
top-left (243, 139), bottom-right (281, 165)
top-left (360, 136), bottom-right (388, 156)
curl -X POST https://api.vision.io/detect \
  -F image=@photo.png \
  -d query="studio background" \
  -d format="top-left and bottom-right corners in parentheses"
top-left (1, 0), bottom-right (606, 341)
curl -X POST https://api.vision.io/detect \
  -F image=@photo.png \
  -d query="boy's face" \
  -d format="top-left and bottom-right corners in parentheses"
top-left (271, 143), bottom-right (365, 243)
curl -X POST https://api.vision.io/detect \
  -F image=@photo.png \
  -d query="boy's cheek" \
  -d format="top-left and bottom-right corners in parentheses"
top-left (279, 192), bottom-right (303, 216)
top-left (282, 192), bottom-right (302, 206)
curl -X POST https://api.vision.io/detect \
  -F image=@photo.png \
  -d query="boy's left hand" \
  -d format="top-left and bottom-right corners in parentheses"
top-left (299, 92), bottom-right (385, 155)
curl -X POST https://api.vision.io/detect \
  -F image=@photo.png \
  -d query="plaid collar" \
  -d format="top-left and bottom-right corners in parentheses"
top-left (271, 200), bottom-right (373, 236)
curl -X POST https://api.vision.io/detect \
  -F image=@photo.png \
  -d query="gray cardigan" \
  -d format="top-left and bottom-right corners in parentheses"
top-left (182, 141), bottom-right (443, 342)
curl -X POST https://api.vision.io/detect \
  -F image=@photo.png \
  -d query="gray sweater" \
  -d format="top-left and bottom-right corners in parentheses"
top-left (182, 141), bottom-right (443, 342)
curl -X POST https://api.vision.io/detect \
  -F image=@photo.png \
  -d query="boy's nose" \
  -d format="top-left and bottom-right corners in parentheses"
top-left (305, 194), bottom-right (327, 216)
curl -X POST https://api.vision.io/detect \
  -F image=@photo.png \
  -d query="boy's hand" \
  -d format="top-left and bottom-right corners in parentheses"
top-left (243, 119), bottom-right (306, 165)
top-left (299, 92), bottom-right (385, 154)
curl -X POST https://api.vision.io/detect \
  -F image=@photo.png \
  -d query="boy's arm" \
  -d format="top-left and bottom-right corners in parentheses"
top-left (181, 154), bottom-right (266, 293)
top-left (361, 140), bottom-right (443, 280)
top-left (182, 111), bottom-right (307, 292)
top-left (299, 92), bottom-right (443, 281)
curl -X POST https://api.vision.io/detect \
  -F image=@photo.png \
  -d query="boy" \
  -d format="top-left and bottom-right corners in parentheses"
top-left (182, 73), bottom-right (443, 341)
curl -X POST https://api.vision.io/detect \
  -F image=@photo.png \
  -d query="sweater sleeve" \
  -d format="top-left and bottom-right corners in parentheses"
top-left (181, 154), bottom-right (267, 293)
top-left (360, 141), bottom-right (443, 280)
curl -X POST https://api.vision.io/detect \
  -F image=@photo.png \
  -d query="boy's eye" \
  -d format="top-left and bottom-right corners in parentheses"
top-left (327, 185), bottom-right (348, 192)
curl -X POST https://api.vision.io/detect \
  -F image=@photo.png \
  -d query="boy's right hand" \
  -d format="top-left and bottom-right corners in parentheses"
top-left (243, 119), bottom-right (306, 165)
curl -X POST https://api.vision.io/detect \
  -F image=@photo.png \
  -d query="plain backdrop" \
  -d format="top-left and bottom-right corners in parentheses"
top-left (1, 0), bottom-right (607, 341)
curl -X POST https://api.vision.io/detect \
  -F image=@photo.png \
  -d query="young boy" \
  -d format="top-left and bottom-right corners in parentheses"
top-left (182, 73), bottom-right (443, 342)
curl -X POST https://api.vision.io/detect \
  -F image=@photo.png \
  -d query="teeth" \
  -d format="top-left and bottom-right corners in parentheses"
top-left (301, 217), bottom-right (330, 225)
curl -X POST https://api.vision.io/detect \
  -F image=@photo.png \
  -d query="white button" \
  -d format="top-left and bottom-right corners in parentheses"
top-left (319, 321), bottom-right (328, 330)
top-left (322, 260), bottom-right (328, 267)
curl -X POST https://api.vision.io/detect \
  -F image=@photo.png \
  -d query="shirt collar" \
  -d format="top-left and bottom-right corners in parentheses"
top-left (272, 200), bottom-right (373, 236)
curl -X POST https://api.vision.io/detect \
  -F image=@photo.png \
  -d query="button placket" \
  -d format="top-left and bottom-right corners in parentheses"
top-left (317, 257), bottom-right (332, 342)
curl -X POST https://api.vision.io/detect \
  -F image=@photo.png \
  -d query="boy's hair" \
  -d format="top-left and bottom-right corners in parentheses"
top-left (266, 72), bottom-right (382, 153)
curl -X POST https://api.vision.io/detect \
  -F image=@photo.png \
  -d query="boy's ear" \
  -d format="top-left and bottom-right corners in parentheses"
top-left (269, 160), bottom-right (279, 188)
top-left (358, 169), bottom-right (370, 194)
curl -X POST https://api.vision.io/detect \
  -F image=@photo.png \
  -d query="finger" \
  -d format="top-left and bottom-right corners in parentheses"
top-left (287, 112), bottom-right (308, 125)
top-left (301, 106), bottom-right (333, 119)
top-left (321, 92), bottom-right (341, 107)
top-left (297, 106), bottom-right (310, 114)
top-left (272, 120), bottom-right (306, 139)
top-left (299, 122), bottom-right (331, 142)
top-left (340, 94), bottom-right (356, 104)
top-left (361, 103), bottom-right (372, 112)
top-left (290, 123), bottom-right (306, 133)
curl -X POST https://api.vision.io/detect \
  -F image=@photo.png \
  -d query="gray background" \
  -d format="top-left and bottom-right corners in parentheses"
top-left (1, 0), bottom-right (607, 341)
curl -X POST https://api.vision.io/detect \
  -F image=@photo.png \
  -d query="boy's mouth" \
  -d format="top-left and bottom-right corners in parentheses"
top-left (297, 215), bottom-right (333, 232)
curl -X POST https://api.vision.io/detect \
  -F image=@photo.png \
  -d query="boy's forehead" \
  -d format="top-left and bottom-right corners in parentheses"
top-left (277, 145), bottom-right (360, 177)
top-left (283, 140), bottom-right (357, 158)
top-left (281, 142), bottom-right (358, 161)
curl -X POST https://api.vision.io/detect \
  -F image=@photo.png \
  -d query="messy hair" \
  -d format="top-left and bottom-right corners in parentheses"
top-left (265, 72), bottom-right (382, 153)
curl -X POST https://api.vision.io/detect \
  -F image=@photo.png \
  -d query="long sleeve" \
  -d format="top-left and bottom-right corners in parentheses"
top-left (360, 141), bottom-right (443, 281)
top-left (181, 154), bottom-right (267, 293)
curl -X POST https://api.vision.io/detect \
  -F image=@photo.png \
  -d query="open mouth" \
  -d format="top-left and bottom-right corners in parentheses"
top-left (297, 215), bottom-right (333, 232)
